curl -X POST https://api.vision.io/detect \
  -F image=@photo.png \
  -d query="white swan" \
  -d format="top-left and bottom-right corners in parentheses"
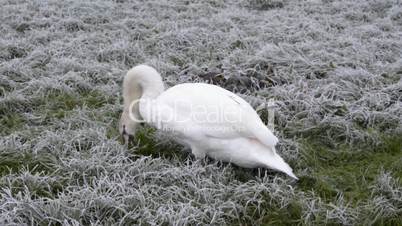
top-left (120, 65), bottom-right (298, 179)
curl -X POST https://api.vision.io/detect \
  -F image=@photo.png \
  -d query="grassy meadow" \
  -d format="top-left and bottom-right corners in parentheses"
top-left (0, 0), bottom-right (401, 225)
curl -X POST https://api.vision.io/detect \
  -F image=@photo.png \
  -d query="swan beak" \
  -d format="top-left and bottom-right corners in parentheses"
top-left (121, 125), bottom-right (135, 147)
top-left (122, 133), bottom-right (129, 147)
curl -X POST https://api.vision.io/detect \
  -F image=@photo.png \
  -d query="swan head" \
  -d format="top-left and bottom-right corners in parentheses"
top-left (119, 110), bottom-right (137, 145)
top-left (119, 64), bottom-right (164, 144)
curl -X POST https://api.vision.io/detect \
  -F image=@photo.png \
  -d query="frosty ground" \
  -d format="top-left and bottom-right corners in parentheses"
top-left (0, 0), bottom-right (401, 225)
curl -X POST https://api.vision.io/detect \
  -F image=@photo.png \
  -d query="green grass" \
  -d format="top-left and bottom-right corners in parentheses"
top-left (299, 135), bottom-right (402, 203)
top-left (0, 151), bottom-right (62, 200)
top-left (0, 113), bottom-right (25, 136)
top-left (259, 135), bottom-right (402, 225)
top-left (0, 151), bottom-right (57, 177)
top-left (0, 89), bottom-right (115, 136)
top-left (43, 89), bottom-right (114, 112)
top-left (261, 201), bottom-right (304, 226)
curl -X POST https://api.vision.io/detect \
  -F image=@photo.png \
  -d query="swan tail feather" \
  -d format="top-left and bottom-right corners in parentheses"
top-left (260, 150), bottom-right (298, 180)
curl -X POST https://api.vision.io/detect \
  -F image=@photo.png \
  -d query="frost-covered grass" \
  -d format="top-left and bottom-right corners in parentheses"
top-left (1, 0), bottom-right (401, 225)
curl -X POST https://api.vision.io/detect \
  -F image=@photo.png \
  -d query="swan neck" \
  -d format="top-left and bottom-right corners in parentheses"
top-left (141, 83), bottom-right (164, 100)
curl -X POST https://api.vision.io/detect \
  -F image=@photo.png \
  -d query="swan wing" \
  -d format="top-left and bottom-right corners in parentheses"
top-left (154, 83), bottom-right (278, 148)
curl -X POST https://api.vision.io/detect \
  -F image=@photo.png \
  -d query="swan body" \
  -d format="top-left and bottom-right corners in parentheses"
top-left (120, 65), bottom-right (298, 179)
